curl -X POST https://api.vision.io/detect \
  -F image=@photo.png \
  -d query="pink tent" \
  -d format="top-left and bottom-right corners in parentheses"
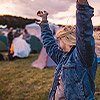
top-left (32, 47), bottom-right (57, 69)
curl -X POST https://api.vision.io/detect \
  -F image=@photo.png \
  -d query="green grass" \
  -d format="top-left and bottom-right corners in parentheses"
top-left (95, 64), bottom-right (100, 100)
top-left (0, 54), bottom-right (100, 100)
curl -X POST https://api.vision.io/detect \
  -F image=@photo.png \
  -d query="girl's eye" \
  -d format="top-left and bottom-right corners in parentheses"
top-left (66, 37), bottom-right (69, 39)
top-left (57, 37), bottom-right (61, 40)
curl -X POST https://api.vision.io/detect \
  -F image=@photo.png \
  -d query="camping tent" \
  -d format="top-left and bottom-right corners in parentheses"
top-left (26, 23), bottom-right (59, 69)
top-left (13, 35), bottom-right (31, 58)
top-left (25, 23), bottom-right (41, 39)
top-left (0, 36), bottom-right (8, 51)
top-left (26, 23), bottom-right (59, 52)
top-left (29, 36), bottom-right (43, 53)
top-left (32, 47), bottom-right (57, 69)
top-left (25, 23), bottom-right (59, 39)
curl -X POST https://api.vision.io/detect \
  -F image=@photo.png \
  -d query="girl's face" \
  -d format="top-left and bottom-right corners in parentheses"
top-left (57, 37), bottom-right (72, 52)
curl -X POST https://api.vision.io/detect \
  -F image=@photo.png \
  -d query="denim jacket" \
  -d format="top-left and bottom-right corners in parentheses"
top-left (40, 3), bottom-right (97, 100)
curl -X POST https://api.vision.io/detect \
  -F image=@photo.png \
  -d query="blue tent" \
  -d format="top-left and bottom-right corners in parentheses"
top-left (29, 36), bottom-right (43, 53)
top-left (0, 36), bottom-right (8, 51)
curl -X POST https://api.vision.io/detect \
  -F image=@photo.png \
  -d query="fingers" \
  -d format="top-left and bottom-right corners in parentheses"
top-left (77, 0), bottom-right (88, 4)
top-left (37, 10), bottom-right (48, 17)
top-left (44, 11), bottom-right (48, 15)
top-left (37, 11), bottom-right (43, 17)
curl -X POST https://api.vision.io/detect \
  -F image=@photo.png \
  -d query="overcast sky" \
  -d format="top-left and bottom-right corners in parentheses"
top-left (0, 0), bottom-right (100, 25)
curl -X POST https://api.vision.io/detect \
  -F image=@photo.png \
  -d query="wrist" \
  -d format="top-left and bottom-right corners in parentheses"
top-left (42, 16), bottom-right (48, 23)
top-left (41, 20), bottom-right (48, 23)
top-left (77, 0), bottom-right (88, 5)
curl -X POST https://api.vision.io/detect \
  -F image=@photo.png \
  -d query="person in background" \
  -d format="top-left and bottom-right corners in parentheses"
top-left (23, 28), bottom-right (31, 43)
top-left (0, 53), bottom-right (4, 61)
top-left (12, 29), bottom-right (31, 59)
top-left (7, 27), bottom-right (14, 60)
top-left (37, 0), bottom-right (97, 100)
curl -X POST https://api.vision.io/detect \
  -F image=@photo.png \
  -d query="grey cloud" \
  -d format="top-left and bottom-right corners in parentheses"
top-left (0, 0), bottom-right (100, 25)
top-left (0, 0), bottom-right (75, 18)
top-left (95, 10), bottom-right (100, 17)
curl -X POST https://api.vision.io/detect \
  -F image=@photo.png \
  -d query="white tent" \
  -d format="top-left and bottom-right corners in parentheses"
top-left (32, 47), bottom-right (57, 69)
top-left (25, 23), bottom-right (59, 39)
top-left (13, 35), bottom-right (31, 58)
top-left (26, 23), bottom-right (59, 69)
top-left (25, 23), bottom-right (41, 39)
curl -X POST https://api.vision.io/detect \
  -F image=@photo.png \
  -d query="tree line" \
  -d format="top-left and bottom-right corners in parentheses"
top-left (0, 15), bottom-right (39, 29)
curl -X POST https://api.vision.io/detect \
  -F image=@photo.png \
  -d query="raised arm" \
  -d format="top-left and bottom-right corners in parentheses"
top-left (76, 0), bottom-right (95, 67)
top-left (37, 11), bottom-right (64, 65)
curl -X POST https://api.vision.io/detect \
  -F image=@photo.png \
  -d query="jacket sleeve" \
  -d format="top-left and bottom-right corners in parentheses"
top-left (40, 23), bottom-right (64, 65)
top-left (76, 3), bottom-right (95, 67)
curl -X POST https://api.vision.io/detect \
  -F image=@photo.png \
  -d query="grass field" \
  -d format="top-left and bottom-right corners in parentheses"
top-left (0, 54), bottom-right (100, 100)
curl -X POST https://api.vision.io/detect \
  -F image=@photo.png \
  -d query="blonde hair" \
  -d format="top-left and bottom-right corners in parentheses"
top-left (56, 26), bottom-right (76, 45)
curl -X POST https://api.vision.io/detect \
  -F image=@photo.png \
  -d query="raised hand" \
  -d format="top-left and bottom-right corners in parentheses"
top-left (37, 11), bottom-right (48, 22)
top-left (77, 0), bottom-right (88, 4)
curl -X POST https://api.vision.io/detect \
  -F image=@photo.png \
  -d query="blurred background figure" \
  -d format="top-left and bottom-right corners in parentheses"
top-left (7, 27), bottom-right (14, 60)
top-left (23, 28), bottom-right (31, 43)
